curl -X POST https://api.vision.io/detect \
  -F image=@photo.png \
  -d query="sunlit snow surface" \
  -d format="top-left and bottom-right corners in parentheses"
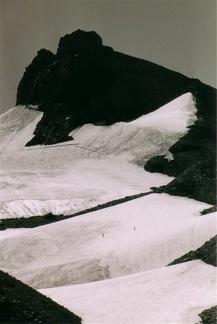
top-left (40, 261), bottom-right (216, 324)
top-left (0, 93), bottom-right (216, 323)
top-left (1, 193), bottom-right (216, 323)
top-left (0, 93), bottom-right (196, 218)
top-left (1, 193), bottom-right (215, 287)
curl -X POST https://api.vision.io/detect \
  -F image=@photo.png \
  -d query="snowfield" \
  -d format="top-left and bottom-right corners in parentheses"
top-left (0, 93), bottom-right (196, 218)
top-left (0, 92), bottom-right (216, 323)
top-left (0, 193), bottom-right (215, 290)
top-left (40, 260), bottom-right (216, 324)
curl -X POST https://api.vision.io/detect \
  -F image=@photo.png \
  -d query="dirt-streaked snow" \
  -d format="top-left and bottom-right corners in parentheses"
top-left (40, 260), bottom-right (216, 324)
top-left (0, 93), bottom-right (196, 218)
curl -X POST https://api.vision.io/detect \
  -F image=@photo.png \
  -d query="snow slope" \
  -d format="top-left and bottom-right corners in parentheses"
top-left (0, 93), bottom-right (196, 218)
top-left (1, 193), bottom-right (215, 290)
top-left (1, 196), bottom-right (216, 323)
top-left (40, 260), bottom-right (216, 324)
top-left (1, 92), bottom-right (216, 323)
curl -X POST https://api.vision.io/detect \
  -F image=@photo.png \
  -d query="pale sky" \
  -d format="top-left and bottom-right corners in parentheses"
top-left (0, 0), bottom-right (216, 114)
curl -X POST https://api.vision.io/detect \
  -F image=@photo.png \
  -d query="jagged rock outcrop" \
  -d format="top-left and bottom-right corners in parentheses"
top-left (16, 49), bottom-right (55, 106)
top-left (57, 29), bottom-right (103, 57)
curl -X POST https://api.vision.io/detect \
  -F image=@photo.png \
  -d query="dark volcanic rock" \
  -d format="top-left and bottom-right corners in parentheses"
top-left (200, 205), bottom-right (217, 215)
top-left (0, 269), bottom-right (81, 323)
top-left (168, 235), bottom-right (217, 267)
top-left (16, 29), bottom-right (192, 146)
top-left (57, 29), bottom-right (103, 57)
top-left (16, 49), bottom-right (55, 105)
top-left (198, 306), bottom-right (217, 324)
top-left (147, 138), bottom-right (216, 204)
top-left (145, 81), bottom-right (216, 205)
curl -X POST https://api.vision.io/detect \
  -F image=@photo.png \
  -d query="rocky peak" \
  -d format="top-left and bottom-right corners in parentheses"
top-left (16, 30), bottom-right (215, 155)
top-left (56, 29), bottom-right (103, 57)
